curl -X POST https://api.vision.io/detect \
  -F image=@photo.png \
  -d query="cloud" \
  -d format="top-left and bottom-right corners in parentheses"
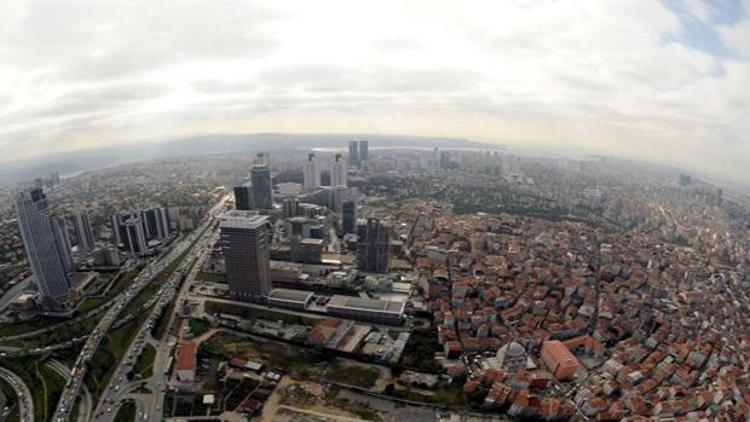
top-left (0, 0), bottom-right (748, 185)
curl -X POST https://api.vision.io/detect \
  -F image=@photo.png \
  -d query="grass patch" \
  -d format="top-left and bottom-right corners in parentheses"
top-left (151, 297), bottom-right (176, 341)
top-left (37, 363), bottom-right (66, 421)
top-left (77, 268), bottom-right (141, 313)
top-left (399, 328), bottom-right (441, 373)
top-left (0, 356), bottom-right (65, 422)
top-left (0, 315), bottom-right (68, 337)
top-left (195, 272), bottom-right (225, 283)
top-left (131, 344), bottom-right (156, 380)
top-left (189, 318), bottom-right (210, 336)
top-left (205, 301), bottom-right (318, 326)
top-left (324, 364), bottom-right (379, 389)
top-left (199, 332), bottom-right (330, 374)
top-left (113, 399), bottom-right (136, 422)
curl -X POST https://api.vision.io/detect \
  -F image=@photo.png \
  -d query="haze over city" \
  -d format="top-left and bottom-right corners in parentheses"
top-left (1, 0), bottom-right (748, 184)
top-left (2, 2), bottom-right (750, 422)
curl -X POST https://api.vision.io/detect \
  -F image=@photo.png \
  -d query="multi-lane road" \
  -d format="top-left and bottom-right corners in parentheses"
top-left (92, 216), bottom-right (221, 421)
top-left (0, 366), bottom-right (34, 422)
top-left (51, 195), bottom-right (227, 422)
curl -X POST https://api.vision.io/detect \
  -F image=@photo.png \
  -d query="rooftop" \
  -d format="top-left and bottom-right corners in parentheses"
top-left (220, 211), bottom-right (268, 230)
top-left (268, 288), bottom-right (314, 303)
top-left (327, 295), bottom-right (405, 314)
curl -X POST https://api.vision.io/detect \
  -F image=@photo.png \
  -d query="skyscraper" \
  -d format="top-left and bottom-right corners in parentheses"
top-left (52, 216), bottom-right (74, 273)
top-left (342, 200), bottom-right (358, 234)
top-left (251, 164), bottom-right (273, 210)
top-left (331, 153), bottom-right (347, 187)
top-left (15, 188), bottom-right (72, 301)
top-left (356, 218), bottom-right (390, 273)
top-left (73, 209), bottom-right (95, 254)
top-left (141, 207), bottom-right (170, 240)
top-left (233, 184), bottom-right (254, 210)
top-left (303, 153), bottom-right (321, 190)
top-left (283, 197), bottom-right (300, 218)
top-left (348, 141), bottom-right (359, 167)
top-left (220, 211), bottom-right (271, 300)
top-left (358, 140), bottom-right (369, 164)
top-left (112, 211), bottom-right (149, 256)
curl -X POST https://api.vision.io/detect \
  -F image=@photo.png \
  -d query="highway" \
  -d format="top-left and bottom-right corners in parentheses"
top-left (93, 224), bottom-right (219, 422)
top-left (0, 366), bottom-right (34, 422)
top-left (51, 195), bottom-right (227, 422)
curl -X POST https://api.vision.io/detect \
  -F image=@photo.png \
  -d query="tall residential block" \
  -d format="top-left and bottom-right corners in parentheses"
top-left (303, 153), bottom-right (321, 190)
top-left (331, 153), bottom-right (347, 187)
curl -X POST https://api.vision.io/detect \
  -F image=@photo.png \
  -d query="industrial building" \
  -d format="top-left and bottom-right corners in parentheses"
top-left (266, 288), bottom-right (314, 310)
top-left (326, 295), bottom-right (405, 326)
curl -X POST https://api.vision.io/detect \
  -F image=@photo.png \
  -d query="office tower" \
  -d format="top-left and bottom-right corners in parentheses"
top-left (49, 172), bottom-right (61, 186)
top-left (342, 200), bottom-right (358, 234)
top-left (303, 153), bottom-right (321, 190)
top-left (14, 188), bottom-right (72, 300)
top-left (348, 141), bottom-right (359, 166)
top-left (73, 209), bottom-right (95, 253)
top-left (220, 211), bottom-right (271, 300)
top-left (254, 152), bottom-right (270, 166)
top-left (358, 140), bottom-right (369, 164)
top-left (440, 151), bottom-right (451, 169)
top-left (52, 216), bottom-right (74, 273)
top-left (283, 197), bottom-right (300, 219)
top-left (356, 218), bottom-right (390, 273)
top-left (251, 164), bottom-right (273, 210)
top-left (141, 207), bottom-right (170, 241)
top-left (112, 211), bottom-right (148, 256)
top-left (123, 216), bottom-right (148, 256)
top-left (331, 153), bottom-right (347, 187)
top-left (234, 184), bottom-right (254, 211)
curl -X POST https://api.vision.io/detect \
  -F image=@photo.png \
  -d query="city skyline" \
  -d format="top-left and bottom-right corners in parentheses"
top-left (0, 0), bottom-right (748, 185)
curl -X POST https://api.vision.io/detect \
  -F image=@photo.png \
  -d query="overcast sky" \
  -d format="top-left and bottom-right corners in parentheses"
top-left (0, 0), bottom-right (748, 183)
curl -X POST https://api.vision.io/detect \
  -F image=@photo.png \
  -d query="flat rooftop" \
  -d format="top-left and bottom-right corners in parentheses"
top-left (220, 211), bottom-right (269, 230)
top-left (268, 288), bottom-right (314, 303)
top-left (327, 295), bottom-right (405, 314)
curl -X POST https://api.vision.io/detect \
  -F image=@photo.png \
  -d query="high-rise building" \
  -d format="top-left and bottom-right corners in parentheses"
top-left (303, 153), bottom-right (321, 190)
top-left (331, 153), bottom-right (347, 187)
top-left (124, 215), bottom-right (148, 256)
top-left (356, 218), bottom-right (390, 273)
top-left (348, 141), bottom-right (359, 166)
top-left (341, 200), bottom-right (358, 234)
top-left (220, 211), bottom-right (271, 300)
top-left (15, 188), bottom-right (72, 301)
top-left (254, 152), bottom-right (270, 166)
top-left (233, 184), bottom-right (254, 211)
top-left (52, 216), bottom-right (74, 273)
top-left (440, 151), bottom-right (452, 169)
top-left (358, 140), bottom-right (369, 164)
top-left (282, 197), bottom-right (300, 219)
top-left (112, 211), bottom-right (149, 256)
top-left (141, 207), bottom-right (170, 240)
top-left (73, 209), bottom-right (95, 253)
top-left (251, 164), bottom-right (273, 210)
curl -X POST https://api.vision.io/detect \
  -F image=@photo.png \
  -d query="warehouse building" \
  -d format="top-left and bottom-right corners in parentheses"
top-left (326, 295), bottom-right (405, 326)
top-left (266, 288), bottom-right (314, 310)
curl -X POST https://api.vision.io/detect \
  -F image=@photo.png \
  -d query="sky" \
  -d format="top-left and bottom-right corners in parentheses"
top-left (0, 0), bottom-right (748, 184)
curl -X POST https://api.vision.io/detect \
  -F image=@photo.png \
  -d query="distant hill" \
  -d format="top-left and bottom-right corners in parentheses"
top-left (0, 133), bottom-right (496, 186)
